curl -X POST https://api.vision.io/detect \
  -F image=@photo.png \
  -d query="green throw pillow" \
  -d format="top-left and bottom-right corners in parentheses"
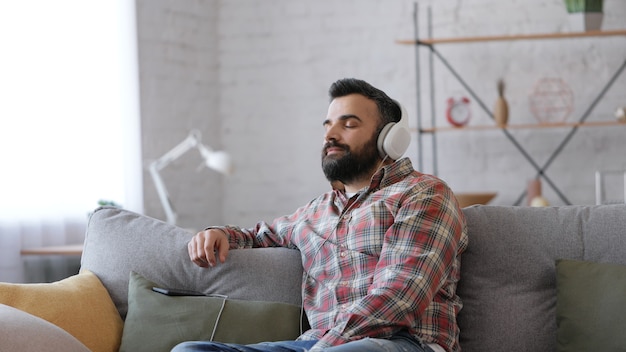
top-left (556, 259), bottom-right (626, 352)
top-left (119, 271), bottom-right (308, 352)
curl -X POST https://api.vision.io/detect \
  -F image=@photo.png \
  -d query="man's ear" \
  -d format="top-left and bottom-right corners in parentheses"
top-left (330, 180), bottom-right (345, 191)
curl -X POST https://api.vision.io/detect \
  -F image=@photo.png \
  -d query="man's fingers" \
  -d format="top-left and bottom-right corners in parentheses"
top-left (217, 236), bottom-right (229, 263)
top-left (188, 236), bottom-right (209, 268)
top-left (201, 235), bottom-right (217, 267)
top-left (187, 229), bottom-right (229, 268)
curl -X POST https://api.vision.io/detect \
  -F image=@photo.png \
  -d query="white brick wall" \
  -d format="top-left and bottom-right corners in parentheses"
top-left (137, 0), bottom-right (221, 230)
top-left (137, 0), bottom-right (626, 229)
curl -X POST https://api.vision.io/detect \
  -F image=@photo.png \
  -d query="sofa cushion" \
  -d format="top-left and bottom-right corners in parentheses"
top-left (81, 207), bottom-right (304, 319)
top-left (120, 271), bottom-right (306, 352)
top-left (0, 303), bottom-right (90, 352)
top-left (0, 270), bottom-right (123, 352)
top-left (556, 259), bottom-right (626, 351)
top-left (457, 204), bottom-right (626, 352)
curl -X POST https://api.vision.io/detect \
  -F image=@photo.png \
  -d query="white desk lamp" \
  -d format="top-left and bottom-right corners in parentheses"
top-left (149, 129), bottom-right (232, 225)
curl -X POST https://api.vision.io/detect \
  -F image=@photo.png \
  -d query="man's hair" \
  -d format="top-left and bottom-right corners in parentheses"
top-left (328, 78), bottom-right (401, 128)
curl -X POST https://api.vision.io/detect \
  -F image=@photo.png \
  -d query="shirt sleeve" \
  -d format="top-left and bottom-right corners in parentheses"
top-left (312, 180), bottom-right (467, 349)
top-left (208, 201), bottom-right (315, 250)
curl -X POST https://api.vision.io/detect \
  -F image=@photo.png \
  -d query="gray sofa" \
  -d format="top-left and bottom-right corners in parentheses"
top-left (1, 204), bottom-right (625, 352)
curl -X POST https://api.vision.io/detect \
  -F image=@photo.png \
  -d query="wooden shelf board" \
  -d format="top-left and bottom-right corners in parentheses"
top-left (21, 244), bottom-right (84, 256)
top-left (416, 120), bottom-right (626, 133)
top-left (396, 29), bottom-right (626, 45)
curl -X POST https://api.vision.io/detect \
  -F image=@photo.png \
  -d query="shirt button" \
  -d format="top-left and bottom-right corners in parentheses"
top-left (341, 303), bottom-right (349, 310)
top-left (340, 251), bottom-right (347, 257)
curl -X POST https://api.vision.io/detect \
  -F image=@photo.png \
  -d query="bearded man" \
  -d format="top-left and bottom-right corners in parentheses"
top-left (175, 78), bottom-right (468, 352)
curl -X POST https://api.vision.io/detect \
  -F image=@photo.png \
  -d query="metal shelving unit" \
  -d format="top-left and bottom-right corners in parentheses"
top-left (398, 3), bottom-right (626, 205)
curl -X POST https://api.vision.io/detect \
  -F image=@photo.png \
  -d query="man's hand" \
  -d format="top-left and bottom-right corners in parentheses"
top-left (188, 229), bottom-right (230, 267)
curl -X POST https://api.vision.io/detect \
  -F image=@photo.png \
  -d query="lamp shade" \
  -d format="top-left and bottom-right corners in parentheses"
top-left (204, 150), bottom-right (233, 175)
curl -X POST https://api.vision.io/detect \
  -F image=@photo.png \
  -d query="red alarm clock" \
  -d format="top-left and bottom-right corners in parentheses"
top-left (446, 96), bottom-right (471, 127)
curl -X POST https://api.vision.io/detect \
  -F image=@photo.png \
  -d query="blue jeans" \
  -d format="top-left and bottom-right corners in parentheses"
top-left (171, 332), bottom-right (435, 352)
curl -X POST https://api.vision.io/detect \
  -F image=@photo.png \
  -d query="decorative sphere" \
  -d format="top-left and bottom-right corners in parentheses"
top-left (529, 78), bottom-right (574, 123)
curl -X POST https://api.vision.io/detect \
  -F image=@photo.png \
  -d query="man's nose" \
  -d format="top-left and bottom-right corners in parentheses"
top-left (324, 124), bottom-right (340, 142)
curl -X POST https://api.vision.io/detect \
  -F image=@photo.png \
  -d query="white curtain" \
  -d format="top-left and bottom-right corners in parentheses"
top-left (0, 218), bottom-right (85, 283)
top-left (0, 0), bottom-right (142, 283)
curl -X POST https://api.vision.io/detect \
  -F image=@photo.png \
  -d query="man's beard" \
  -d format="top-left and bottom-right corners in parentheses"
top-left (321, 135), bottom-right (381, 185)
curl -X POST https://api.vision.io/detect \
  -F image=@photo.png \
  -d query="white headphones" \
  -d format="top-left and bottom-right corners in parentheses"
top-left (376, 100), bottom-right (411, 160)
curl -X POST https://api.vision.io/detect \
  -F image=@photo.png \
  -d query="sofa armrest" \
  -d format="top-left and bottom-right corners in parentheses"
top-left (80, 207), bottom-right (304, 319)
top-left (0, 304), bottom-right (90, 352)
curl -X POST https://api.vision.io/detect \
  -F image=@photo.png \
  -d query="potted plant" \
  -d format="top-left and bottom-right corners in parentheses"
top-left (564, 0), bottom-right (604, 31)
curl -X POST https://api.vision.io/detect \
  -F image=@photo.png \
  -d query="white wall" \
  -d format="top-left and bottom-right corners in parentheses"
top-left (137, 0), bottom-right (626, 230)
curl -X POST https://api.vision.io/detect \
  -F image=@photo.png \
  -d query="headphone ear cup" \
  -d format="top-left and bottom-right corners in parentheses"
top-left (379, 122), bottom-right (410, 160)
top-left (377, 100), bottom-right (411, 160)
top-left (377, 123), bottom-right (394, 158)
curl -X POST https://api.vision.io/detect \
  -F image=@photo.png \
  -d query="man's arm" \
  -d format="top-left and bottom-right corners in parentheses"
top-left (187, 199), bottom-right (317, 267)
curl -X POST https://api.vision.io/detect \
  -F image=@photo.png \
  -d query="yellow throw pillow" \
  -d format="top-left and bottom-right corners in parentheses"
top-left (0, 270), bottom-right (123, 352)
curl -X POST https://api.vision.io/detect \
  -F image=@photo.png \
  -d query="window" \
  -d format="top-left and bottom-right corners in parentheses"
top-left (0, 0), bottom-right (142, 221)
top-left (0, 0), bottom-right (143, 283)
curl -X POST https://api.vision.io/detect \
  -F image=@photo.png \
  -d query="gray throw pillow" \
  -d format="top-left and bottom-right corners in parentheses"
top-left (556, 259), bottom-right (626, 352)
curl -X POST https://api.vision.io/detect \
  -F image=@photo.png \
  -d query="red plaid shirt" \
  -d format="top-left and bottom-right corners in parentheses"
top-left (218, 158), bottom-right (468, 352)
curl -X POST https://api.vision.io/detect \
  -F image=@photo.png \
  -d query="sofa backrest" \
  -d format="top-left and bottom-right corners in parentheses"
top-left (458, 204), bottom-right (626, 352)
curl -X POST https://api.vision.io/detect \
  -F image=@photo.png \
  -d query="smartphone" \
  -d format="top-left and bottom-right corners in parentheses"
top-left (152, 286), bottom-right (206, 296)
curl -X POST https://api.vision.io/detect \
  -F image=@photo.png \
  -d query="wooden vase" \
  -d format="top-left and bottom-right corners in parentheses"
top-left (494, 80), bottom-right (509, 128)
